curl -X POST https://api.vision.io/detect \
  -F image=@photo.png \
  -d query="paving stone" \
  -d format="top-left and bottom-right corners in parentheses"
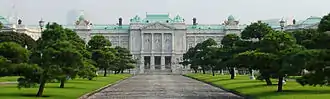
top-left (87, 75), bottom-right (243, 99)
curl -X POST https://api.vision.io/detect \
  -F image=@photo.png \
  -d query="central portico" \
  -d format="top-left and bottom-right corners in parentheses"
top-left (130, 20), bottom-right (187, 74)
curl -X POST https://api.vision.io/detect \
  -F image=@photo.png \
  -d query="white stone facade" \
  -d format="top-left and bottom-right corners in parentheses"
top-left (0, 14), bottom-right (321, 74)
top-left (71, 13), bottom-right (243, 74)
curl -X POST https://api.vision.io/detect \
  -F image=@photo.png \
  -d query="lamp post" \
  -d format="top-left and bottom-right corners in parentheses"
top-left (279, 19), bottom-right (285, 31)
top-left (39, 18), bottom-right (45, 31)
top-left (38, 18), bottom-right (44, 58)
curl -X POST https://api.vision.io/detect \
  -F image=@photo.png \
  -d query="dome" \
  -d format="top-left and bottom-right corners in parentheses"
top-left (78, 15), bottom-right (85, 21)
top-left (0, 16), bottom-right (9, 24)
top-left (228, 15), bottom-right (235, 21)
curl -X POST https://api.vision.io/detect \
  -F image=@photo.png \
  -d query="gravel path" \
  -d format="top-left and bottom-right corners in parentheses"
top-left (87, 75), bottom-right (243, 99)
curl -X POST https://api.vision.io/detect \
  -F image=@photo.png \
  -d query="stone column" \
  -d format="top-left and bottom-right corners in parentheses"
top-left (139, 55), bottom-right (144, 73)
top-left (161, 56), bottom-right (165, 70)
top-left (171, 56), bottom-right (176, 73)
top-left (141, 33), bottom-right (144, 52)
top-left (150, 56), bottom-right (155, 70)
top-left (171, 33), bottom-right (175, 53)
top-left (151, 33), bottom-right (154, 52)
top-left (162, 33), bottom-right (164, 53)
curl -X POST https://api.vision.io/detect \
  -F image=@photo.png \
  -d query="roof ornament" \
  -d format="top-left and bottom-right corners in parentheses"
top-left (130, 15), bottom-right (141, 23)
top-left (173, 15), bottom-right (184, 23)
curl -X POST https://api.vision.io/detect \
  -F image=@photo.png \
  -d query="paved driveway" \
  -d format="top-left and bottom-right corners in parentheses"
top-left (87, 75), bottom-right (243, 99)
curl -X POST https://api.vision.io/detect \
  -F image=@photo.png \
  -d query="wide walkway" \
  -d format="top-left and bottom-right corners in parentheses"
top-left (87, 75), bottom-right (243, 99)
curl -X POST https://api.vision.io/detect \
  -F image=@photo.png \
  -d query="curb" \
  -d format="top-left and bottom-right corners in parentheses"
top-left (182, 75), bottom-right (254, 99)
top-left (78, 75), bottom-right (133, 99)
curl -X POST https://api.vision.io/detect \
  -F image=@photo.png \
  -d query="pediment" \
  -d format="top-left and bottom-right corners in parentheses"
top-left (141, 22), bottom-right (175, 30)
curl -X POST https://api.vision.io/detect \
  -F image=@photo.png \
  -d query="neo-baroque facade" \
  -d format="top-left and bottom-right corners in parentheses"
top-left (0, 13), bottom-right (322, 74)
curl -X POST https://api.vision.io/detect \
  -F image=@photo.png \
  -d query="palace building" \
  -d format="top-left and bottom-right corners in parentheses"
top-left (0, 13), bottom-right (322, 74)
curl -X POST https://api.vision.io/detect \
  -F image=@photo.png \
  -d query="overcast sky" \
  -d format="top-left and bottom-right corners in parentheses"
top-left (0, 0), bottom-right (329, 25)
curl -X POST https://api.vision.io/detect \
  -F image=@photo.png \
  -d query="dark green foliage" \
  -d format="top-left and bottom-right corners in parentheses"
top-left (0, 31), bottom-right (37, 50)
top-left (113, 46), bottom-right (136, 74)
top-left (78, 60), bottom-right (97, 80)
top-left (0, 42), bottom-right (30, 63)
top-left (0, 22), bottom-right (3, 29)
top-left (241, 22), bottom-right (274, 40)
top-left (88, 35), bottom-right (111, 51)
top-left (291, 29), bottom-right (330, 49)
top-left (318, 13), bottom-right (330, 33)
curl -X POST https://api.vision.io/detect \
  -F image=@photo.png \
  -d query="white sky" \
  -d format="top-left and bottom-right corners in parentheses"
top-left (0, 0), bottom-right (329, 25)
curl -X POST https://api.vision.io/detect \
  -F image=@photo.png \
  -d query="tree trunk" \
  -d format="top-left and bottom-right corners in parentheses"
top-left (103, 68), bottom-right (107, 77)
top-left (202, 69), bottom-right (205, 74)
top-left (211, 68), bottom-right (215, 76)
top-left (194, 69), bottom-right (197, 73)
top-left (277, 76), bottom-right (284, 92)
top-left (59, 78), bottom-right (65, 88)
top-left (221, 69), bottom-right (224, 75)
top-left (265, 77), bottom-right (272, 85)
top-left (230, 68), bottom-right (235, 79)
top-left (121, 70), bottom-right (124, 73)
top-left (36, 76), bottom-right (46, 97)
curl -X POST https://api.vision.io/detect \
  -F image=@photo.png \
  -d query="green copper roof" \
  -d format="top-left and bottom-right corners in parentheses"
top-left (300, 16), bottom-right (321, 25)
top-left (78, 14), bottom-right (85, 21)
top-left (142, 13), bottom-right (172, 23)
top-left (228, 15), bottom-right (235, 21)
top-left (130, 15), bottom-right (141, 23)
top-left (173, 15), bottom-right (184, 23)
top-left (130, 13), bottom-right (185, 23)
top-left (0, 16), bottom-right (9, 24)
top-left (187, 24), bottom-right (224, 30)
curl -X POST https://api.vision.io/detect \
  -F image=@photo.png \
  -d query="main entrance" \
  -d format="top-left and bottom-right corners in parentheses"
top-left (143, 56), bottom-right (171, 70)
top-left (141, 56), bottom-right (173, 74)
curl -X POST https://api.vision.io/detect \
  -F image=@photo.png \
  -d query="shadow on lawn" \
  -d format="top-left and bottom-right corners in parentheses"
top-left (220, 80), bottom-right (261, 86)
top-left (46, 86), bottom-right (86, 89)
top-left (0, 93), bottom-right (51, 98)
top-left (232, 84), bottom-right (277, 90)
top-left (254, 89), bottom-right (330, 98)
top-left (209, 78), bottom-right (233, 83)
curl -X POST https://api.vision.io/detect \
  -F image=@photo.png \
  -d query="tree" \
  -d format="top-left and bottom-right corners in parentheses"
top-left (0, 56), bottom-right (11, 77)
top-left (292, 49), bottom-right (330, 87)
top-left (113, 46), bottom-right (135, 74)
top-left (51, 41), bottom-right (83, 88)
top-left (25, 23), bottom-right (86, 96)
top-left (0, 42), bottom-right (30, 64)
top-left (241, 21), bottom-right (274, 40)
top-left (181, 47), bottom-right (199, 73)
top-left (0, 22), bottom-right (3, 29)
top-left (318, 13), bottom-right (330, 33)
top-left (221, 34), bottom-right (241, 79)
top-left (0, 31), bottom-right (37, 50)
top-left (78, 60), bottom-right (97, 80)
top-left (234, 50), bottom-right (277, 85)
top-left (193, 39), bottom-right (217, 74)
top-left (88, 35), bottom-right (111, 51)
top-left (88, 35), bottom-right (112, 76)
top-left (291, 29), bottom-right (330, 49)
top-left (203, 46), bottom-right (219, 76)
top-left (92, 49), bottom-right (115, 76)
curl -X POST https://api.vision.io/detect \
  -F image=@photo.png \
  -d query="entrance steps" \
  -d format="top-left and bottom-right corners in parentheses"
top-left (143, 69), bottom-right (173, 75)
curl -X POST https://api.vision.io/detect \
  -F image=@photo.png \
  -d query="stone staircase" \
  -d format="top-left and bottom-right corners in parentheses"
top-left (143, 69), bottom-right (173, 75)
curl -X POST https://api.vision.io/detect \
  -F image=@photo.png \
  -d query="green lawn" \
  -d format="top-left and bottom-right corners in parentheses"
top-left (0, 76), bottom-right (19, 82)
top-left (0, 74), bottom-right (131, 99)
top-left (185, 74), bottom-right (330, 99)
